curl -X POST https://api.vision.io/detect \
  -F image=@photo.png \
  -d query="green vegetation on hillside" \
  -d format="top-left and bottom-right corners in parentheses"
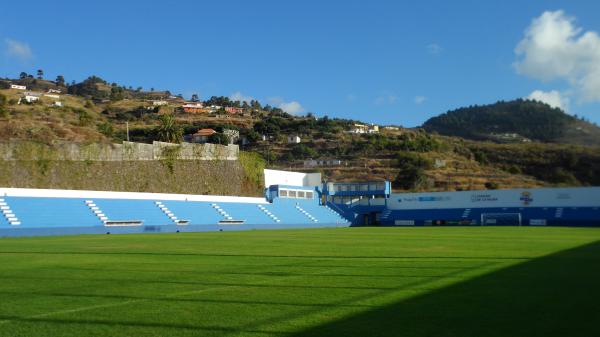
top-left (423, 99), bottom-right (600, 144)
top-left (466, 141), bottom-right (600, 186)
top-left (0, 227), bottom-right (599, 337)
top-left (1, 73), bottom-right (599, 193)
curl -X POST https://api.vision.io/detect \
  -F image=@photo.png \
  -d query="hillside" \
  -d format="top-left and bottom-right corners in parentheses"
top-left (422, 99), bottom-right (600, 145)
top-left (1, 74), bottom-right (599, 194)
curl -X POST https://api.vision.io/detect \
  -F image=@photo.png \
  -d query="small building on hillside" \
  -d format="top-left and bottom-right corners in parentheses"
top-left (287, 135), bottom-right (301, 144)
top-left (44, 93), bottom-right (60, 99)
top-left (47, 89), bottom-right (61, 94)
top-left (182, 102), bottom-right (208, 113)
top-left (54, 101), bottom-right (63, 107)
top-left (350, 123), bottom-right (379, 134)
top-left (10, 84), bottom-right (26, 90)
top-left (188, 128), bottom-right (216, 143)
top-left (225, 107), bottom-right (244, 114)
top-left (383, 126), bottom-right (400, 131)
top-left (152, 100), bottom-right (168, 106)
top-left (303, 159), bottom-right (343, 168)
top-left (21, 92), bottom-right (42, 103)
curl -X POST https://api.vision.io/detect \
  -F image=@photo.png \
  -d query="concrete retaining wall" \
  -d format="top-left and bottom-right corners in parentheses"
top-left (0, 141), bottom-right (238, 161)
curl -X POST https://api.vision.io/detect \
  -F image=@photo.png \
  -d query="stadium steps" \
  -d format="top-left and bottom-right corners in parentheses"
top-left (462, 208), bottom-right (471, 218)
top-left (555, 208), bottom-right (563, 218)
top-left (0, 198), bottom-right (21, 226)
top-left (257, 204), bottom-right (281, 223)
top-left (295, 205), bottom-right (318, 222)
top-left (85, 200), bottom-right (109, 223)
top-left (380, 208), bottom-right (392, 221)
top-left (155, 201), bottom-right (181, 224)
top-left (211, 203), bottom-right (233, 220)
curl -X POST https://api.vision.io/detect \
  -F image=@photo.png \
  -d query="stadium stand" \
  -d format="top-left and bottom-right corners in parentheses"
top-left (6, 197), bottom-right (101, 228)
top-left (1, 171), bottom-right (598, 237)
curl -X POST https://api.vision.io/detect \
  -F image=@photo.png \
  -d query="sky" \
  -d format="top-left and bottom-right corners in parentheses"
top-left (1, 0), bottom-right (600, 126)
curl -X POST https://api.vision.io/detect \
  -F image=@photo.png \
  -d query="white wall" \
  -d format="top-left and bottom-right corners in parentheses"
top-left (0, 187), bottom-right (267, 204)
top-left (264, 169), bottom-right (321, 187)
top-left (388, 187), bottom-right (600, 210)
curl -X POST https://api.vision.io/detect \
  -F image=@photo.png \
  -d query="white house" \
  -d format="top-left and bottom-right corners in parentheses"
top-left (152, 100), bottom-right (168, 106)
top-left (350, 124), bottom-right (378, 134)
top-left (54, 101), bottom-right (63, 107)
top-left (44, 94), bottom-right (60, 99)
top-left (47, 89), bottom-right (61, 94)
top-left (287, 135), bottom-right (301, 144)
top-left (10, 84), bottom-right (26, 90)
top-left (21, 92), bottom-right (42, 103)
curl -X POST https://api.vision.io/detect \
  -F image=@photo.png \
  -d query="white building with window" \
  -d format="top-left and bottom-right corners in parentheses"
top-left (287, 135), bottom-right (301, 144)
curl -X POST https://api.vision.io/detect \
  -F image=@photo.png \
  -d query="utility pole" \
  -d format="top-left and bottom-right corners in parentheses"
top-left (126, 122), bottom-right (130, 142)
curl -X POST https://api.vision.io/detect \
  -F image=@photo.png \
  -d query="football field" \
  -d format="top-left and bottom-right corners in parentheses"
top-left (1, 227), bottom-right (599, 337)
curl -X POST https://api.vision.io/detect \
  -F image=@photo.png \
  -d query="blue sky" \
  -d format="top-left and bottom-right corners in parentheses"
top-left (2, 0), bottom-right (600, 126)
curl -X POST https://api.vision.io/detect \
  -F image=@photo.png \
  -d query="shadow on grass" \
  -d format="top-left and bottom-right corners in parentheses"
top-left (291, 241), bottom-right (600, 337)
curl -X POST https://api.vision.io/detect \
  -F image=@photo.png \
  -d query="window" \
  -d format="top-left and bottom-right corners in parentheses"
top-left (306, 191), bottom-right (314, 199)
top-left (297, 191), bottom-right (305, 198)
top-left (288, 190), bottom-right (297, 198)
top-left (279, 189), bottom-right (288, 197)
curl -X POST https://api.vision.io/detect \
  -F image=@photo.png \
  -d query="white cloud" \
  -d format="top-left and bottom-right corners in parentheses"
top-left (279, 101), bottom-right (305, 114)
top-left (375, 94), bottom-right (398, 105)
top-left (414, 96), bottom-right (426, 104)
top-left (427, 43), bottom-right (443, 55)
top-left (267, 96), bottom-right (305, 114)
top-left (4, 38), bottom-right (33, 61)
top-left (514, 10), bottom-right (600, 102)
top-left (527, 90), bottom-right (569, 111)
top-left (229, 91), bottom-right (254, 103)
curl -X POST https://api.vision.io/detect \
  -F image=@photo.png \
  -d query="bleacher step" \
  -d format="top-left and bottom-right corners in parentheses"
top-left (0, 198), bottom-right (21, 226)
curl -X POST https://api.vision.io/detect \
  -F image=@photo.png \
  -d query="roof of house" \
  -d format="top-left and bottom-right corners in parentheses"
top-left (193, 128), bottom-right (217, 136)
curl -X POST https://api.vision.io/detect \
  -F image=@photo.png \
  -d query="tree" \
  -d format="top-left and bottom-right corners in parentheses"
top-left (208, 133), bottom-right (230, 144)
top-left (19, 72), bottom-right (28, 79)
top-left (395, 165), bottom-right (428, 190)
top-left (484, 182), bottom-right (499, 190)
top-left (155, 114), bottom-right (182, 143)
top-left (290, 143), bottom-right (317, 159)
top-left (55, 75), bottom-right (65, 86)
top-left (394, 152), bottom-right (432, 190)
top-left (0, 93), bottom-right (7, 118)
top-left (37, 69), bottom-right (44, 80)
top-left (110, 86), bottom-right (125, 101)
top-left (191, 93), bottom-right (199, 102)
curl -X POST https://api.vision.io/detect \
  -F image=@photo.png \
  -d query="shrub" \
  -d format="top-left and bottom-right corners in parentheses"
top-left (484, 182), bottom-right (499, 190)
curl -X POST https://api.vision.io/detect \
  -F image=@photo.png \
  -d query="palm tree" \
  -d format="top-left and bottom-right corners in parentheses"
top-left (156, 114), bottom-right (182, 143)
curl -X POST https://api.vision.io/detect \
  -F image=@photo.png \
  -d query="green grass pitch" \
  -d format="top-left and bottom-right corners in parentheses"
top-left (1, 227), bottom-right (599, 337)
